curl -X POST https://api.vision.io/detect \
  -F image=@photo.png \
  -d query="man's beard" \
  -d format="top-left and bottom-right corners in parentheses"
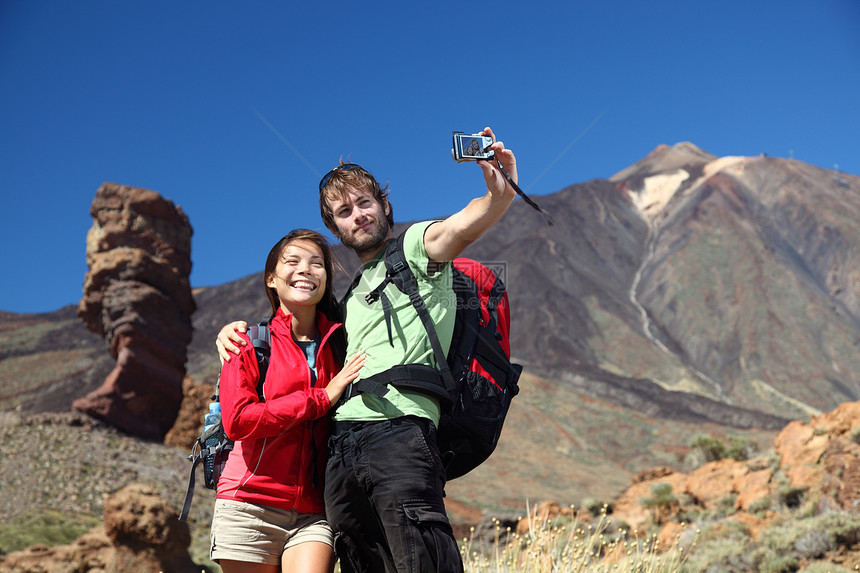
top-left (341, 217), bottom-right (390, 259)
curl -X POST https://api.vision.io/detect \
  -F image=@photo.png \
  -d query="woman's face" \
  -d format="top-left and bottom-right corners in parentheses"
top-left (265, 239), bottom-right (327, 312)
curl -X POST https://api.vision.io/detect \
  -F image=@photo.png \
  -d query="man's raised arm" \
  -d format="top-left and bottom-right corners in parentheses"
top-left (423, 126), bottom-right (518, 263)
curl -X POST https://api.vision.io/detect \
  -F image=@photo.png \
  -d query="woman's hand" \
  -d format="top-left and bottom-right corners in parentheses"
top-left (215, 321), bottom-right (249, 364)
top-left (325, 352), bottom-right (367, 404)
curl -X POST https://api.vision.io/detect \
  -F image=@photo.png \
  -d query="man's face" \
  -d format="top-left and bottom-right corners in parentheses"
top-left (327, 186), bottom-right (391, 257)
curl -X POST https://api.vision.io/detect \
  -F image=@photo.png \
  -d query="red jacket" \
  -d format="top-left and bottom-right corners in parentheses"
top-left (216, 308), bottom-right (342, 513)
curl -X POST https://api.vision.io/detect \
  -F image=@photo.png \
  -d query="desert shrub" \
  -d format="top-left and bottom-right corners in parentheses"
top-left (603, 517), bottom-right (631, 536)
top-left (674, 499), bottom-right (703, 525)
top-left (747, 495), bottom-right (772, 516)
top-left (640, 483), bottom-right (676, 508)
top-left (690, 435), bottom-right (726, 462)
top-left (724, 436), bottom-right (758, 461)
top-left (746, 451), bottom-right (778, 472)
top-left (688, 435), bottom-right (758, 466)
top-left (640, 482), bottom-right (678, 525)
top-left (460, 504), bottom-right (696, 572)
top-left (581, 498), bottom-right (610, 518)
top-left (802, 561), bottom-right (853, 573)
top-left (757, 554), bottom-right (798, 573)
top-left (715, 494), bottom-right (738, 517)
top-left (756, 514), bottom-right (806, 554)
top-left (793, 528), bottom-right (833, 559)
top-left (684, 522), bottom-right (753, 572)
top-left (0, 511), bottom-right (100, 554)
top-left (814, 512), bottom-right (860, 548)
top-left (746, 511), bottom-right (860, 573)
top-left (672, 505), bottom-right (860, 572)
top-left (848, 426), bottom-right (860, 445)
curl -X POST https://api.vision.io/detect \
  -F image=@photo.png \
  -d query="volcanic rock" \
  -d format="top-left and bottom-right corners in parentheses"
top-left (163, 375), bottom-right (215, 449)
top-left (610, 401), bottom-right (860, 534)
top-left (102, 484), bottom-right (199, 572)
top-left (0, 484), bottom-right (204, 573)
top-left (74, 182), bottom-right (195, 441)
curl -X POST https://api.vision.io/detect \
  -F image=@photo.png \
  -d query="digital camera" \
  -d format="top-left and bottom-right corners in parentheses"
top-left (451, 131), bottom-right (495, 163)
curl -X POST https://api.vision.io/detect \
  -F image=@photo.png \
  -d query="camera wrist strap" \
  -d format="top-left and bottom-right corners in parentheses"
top-left (496, 161), bottom-right (555, 226)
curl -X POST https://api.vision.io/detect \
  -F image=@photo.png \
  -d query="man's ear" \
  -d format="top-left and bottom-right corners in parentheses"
top-left (383, 199), bottom-right (391, 217)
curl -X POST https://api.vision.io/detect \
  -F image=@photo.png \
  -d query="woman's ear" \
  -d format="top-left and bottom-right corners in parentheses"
top-left (265, 274), bottom-right (276, 289)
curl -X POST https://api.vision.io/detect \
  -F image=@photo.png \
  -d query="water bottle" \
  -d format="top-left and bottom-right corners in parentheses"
top-left (202, 402), bottom-right (221, 487)
top-left (204, 402), bottom-right (221, 431)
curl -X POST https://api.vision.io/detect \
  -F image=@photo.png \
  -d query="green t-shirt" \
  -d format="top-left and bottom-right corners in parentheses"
top-left (335, 221), bottom-right (455, 426)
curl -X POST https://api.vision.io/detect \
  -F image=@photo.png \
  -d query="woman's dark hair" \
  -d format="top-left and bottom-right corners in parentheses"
top-left (264, 229), bottom-right (339, 321)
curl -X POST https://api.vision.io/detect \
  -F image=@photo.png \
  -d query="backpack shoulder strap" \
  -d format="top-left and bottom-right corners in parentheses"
top-left (366, 232), bottom-right (456, 394)
top-left (179, 438), bottom-right (205, 521)
top-left (247, 318), bottom-right (271, 400)
top-left (363, 237), bottom-right (400, 345)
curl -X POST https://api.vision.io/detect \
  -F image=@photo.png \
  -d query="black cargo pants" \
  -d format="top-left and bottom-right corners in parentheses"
top-left (324, 416), bottom-right (464, 573)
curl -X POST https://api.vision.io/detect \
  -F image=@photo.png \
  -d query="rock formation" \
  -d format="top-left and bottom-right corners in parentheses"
top-left (75, 182), bottom-right (195, 441)
top-left (0, 484), bottom-right (205, 573)
top-left (503, 402), bottom-right (860, 570)
top-left (163, 375), bottom-right (214, 449)
top-left (608, 400), bottom-right (860, 533)
top-left (102, 484), bottom-right (200, 572)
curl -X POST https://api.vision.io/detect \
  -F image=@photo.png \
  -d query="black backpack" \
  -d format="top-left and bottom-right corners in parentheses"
top-left (179, 322), bottom-right (271, 521)
top-left (340, 232), bottom-right (522, 479)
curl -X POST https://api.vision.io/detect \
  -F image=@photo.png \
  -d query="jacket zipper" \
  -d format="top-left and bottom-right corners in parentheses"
top-left (293, 332), bottom-right (318, 509)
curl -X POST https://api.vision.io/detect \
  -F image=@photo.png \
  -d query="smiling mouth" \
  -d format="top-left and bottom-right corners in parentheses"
top-left (356, 220), bottom-right (374, 233)
top-left (290, 281), bottom-right (317, 291)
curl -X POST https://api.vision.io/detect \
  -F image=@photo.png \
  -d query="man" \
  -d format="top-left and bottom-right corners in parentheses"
top-left (217, 127), bottom-right (518, 572)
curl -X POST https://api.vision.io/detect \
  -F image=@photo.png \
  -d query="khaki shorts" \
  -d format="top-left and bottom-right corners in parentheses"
top-left (210, 498), bottom-right (334, 565)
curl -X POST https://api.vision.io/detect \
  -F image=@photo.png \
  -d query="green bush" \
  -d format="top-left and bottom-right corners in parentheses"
top-left (725, 436), bottom-right (758, 461)
top-left (639, 482), bottom-right (677, 525)
top-left (581, 498), bottom-right (610, 518)
top-left (690, 434), bottom-right (726, 462)
top-left (640, 482), bottom-right (676, 509)
top-left (689, 434), bottom-right (758, 465)
top-left (757, 554), bottom-right (798, 573)
top-left (802, 561), bottom-right (854, 573)
top-left (0, 511), bottom-right (100, 555)
top-left (747, 495), bottom-right (772, 516)
top-left (715, 494), bottom-right (738, 517)
top-left (681, 521), bottom-right (753, 572)
top-left (793, 528), bottom-right (833, 560)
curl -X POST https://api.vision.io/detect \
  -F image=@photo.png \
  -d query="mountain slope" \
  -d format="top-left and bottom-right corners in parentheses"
top-left (2, 143), bottom-right (859, 513)
top-left (461, 143), bottom-right (860, 428)
top-left (619, 146), bottom-right (860, 419)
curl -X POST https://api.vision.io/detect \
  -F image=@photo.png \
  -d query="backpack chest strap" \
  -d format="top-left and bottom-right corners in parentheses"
top-left (338, 364), bottom-right (451, 405)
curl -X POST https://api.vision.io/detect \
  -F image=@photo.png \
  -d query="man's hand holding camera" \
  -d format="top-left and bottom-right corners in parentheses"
top-left (474, 127), bottom-right (518, 202)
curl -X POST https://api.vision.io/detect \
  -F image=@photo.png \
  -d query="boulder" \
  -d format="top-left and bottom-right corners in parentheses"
top-left (102, 484), bottom-right (198, 572)
top-left (0, 484), bottom-right (205, 573)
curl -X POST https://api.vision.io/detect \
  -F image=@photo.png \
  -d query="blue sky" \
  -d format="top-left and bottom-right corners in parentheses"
top-left (2, 1), bottom-right (858, 314)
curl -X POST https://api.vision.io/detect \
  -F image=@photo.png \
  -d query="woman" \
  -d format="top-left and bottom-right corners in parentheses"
top-left (210, 229), bottom-right (365, 573)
